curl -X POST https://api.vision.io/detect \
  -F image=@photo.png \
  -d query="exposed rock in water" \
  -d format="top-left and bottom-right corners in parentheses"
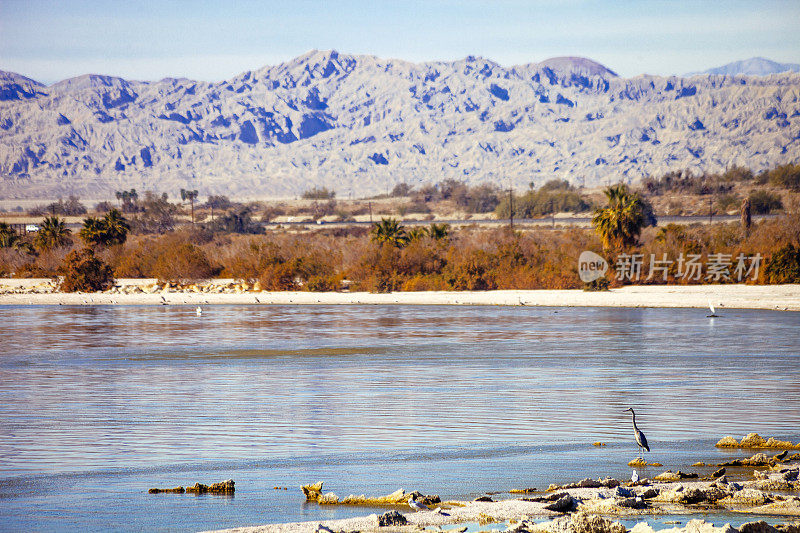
top-left (713, 468), bottom-right (727, 478)
top-left (548, 478), bottom-right (620, 491)
top-left (630, 519), bottom-right (737, 533)
top-left (148, 486), bottom-right (185, 494)
top-left (654, 471), bottom-right (699, 481)
top-left (149, 479), bottom-right (233, 495)
top-left (185, 479), bottom-right (235, 494)
top-left (717, 434), bottom-right (800, 449)
top-left (545, 494), bottom-right (576, 513)
top-left (376, 510), bottom-right (408, 527)
top-left (741, 434), bottom-right (769, 447)
top-left (719, 453), bottom-right (772, 467)
top-left (717, 436), bottom-right (741, 447)
top-left (301, 481), bottom-right (437, 506)
top-left (531, 513), bottom-right (626, 533)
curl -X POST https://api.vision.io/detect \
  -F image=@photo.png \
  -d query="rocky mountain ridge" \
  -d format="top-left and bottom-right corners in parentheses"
top-left (1, 50), bottom-right (799, 200)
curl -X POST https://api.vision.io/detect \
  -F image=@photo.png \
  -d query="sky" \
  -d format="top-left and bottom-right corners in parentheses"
top-left (1, 0), bottom-right (799, 85)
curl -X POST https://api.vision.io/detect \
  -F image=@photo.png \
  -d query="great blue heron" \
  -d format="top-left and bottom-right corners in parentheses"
top-left (624, 407), bottom-right (650, 458)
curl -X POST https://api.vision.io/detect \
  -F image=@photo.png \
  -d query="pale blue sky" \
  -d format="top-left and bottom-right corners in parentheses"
top-left (1, 0), bottom-right (799, 84)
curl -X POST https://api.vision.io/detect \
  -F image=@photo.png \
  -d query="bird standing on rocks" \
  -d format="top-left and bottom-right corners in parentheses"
top-left (625, 407), bottom-right (650, 460)
top-left (408, 495), bottom-right (428, 511)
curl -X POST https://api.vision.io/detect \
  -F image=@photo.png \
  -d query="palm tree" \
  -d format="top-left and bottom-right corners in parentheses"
top-left (35, 216), bottom-right (72, 251)
top-left (592, 184), bottom-right (654, 250)
top-left (426, 223), bottom-right (450, 241)
top-left (103, 208), bottom-right (129, 245)
top-left (181, 189), bottom-right (199, 224)
top-left (0, 222), bottom-right (19, 248)
top-left (406, 227), bottom-right (427, 242)
top-left (80, 209), bottom-right (129, 247)
top-left (79, 216), bottom-right (105, 246)
top-left (370, 217), bottom-right (409, 248)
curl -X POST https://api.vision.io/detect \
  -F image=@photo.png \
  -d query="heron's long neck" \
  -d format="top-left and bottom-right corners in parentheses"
top-left (630, 411), bottom-right (637, 428)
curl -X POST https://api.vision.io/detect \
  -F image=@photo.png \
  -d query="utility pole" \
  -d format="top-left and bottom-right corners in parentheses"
top-left (368, 201), bottom-right (373, 223)
top-left (709, 196), bottom-right (713, 224)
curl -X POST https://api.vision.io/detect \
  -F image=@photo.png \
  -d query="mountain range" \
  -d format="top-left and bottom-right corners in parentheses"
top-left (1, 51), bottom-right (799, 200)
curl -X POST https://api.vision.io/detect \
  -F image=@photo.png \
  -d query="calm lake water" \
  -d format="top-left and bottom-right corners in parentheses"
top-left (0, 304), bottom-right (798, 532)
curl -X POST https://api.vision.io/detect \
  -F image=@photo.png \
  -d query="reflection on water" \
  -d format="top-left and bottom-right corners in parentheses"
top-left (0, 305), bottom-right (798, 531)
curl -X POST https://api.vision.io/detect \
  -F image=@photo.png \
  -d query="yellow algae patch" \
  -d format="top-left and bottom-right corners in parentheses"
top-left (628, 458), bottom-right (647, 466)
top-left (593, 442), bottom-right (607, 447)
top-left (509, 488), bottom-right (537, 494)
top-left (692, 462), bottom-right (707, 467)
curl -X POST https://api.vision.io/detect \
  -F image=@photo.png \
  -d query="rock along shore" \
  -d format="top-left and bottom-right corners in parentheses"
top-left (0, 280), bottom-right (799, 311)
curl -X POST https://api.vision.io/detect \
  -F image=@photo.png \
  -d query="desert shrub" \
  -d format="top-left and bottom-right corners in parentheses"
top-left (748, 190), bottom-right (783, 214)
top-left (209, 208), bottom-right (264, 234)
top-left (59, 248), bottom-right (114, 292)
top-left (444, 248), bottom-right (497, 291)
top-left (0, 248), bottom-right (35, 277)
top-left (766, 164), bottom-right (800, 191)
top-left (764, 243), bottom-right (800, 283)
top-left (302, 187), bottom-right (335, 200)
top-left (151, 242), bottom-right (216, 282)
top-left (130, 192), bottom-right (179, 234)
top-left (716, 193), bottom-right (742, 213)
top-left (37, 195), bottom-right (88, 216)
top-left (351, 244), bottom-right (403, 293)
top-left (14, 262), bottom-right (53, 278)
top-left (259, 262), bottom-right (299, 291)
top-left (396, 201), bottom-right (431, 216)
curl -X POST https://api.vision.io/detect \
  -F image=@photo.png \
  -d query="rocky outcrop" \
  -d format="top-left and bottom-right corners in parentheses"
top-left (301, 481), bottom-right (439, 506)
top-left (716, 434), bottom-right (800, 449)
top-left (1, 50), bottom-right (799, 200)
top-left (149, 479), bottom-right (234, 495)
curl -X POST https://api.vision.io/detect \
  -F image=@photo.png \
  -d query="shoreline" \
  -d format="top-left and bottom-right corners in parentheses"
top-left (0, 281), bottom-right (798, 310)
top-left (203, 456), bottom-right (800, 533)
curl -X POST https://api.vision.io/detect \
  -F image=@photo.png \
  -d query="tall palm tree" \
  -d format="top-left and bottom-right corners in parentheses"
top-left (592, 184), bottom-right (653, 250)
top-left (181, 189), bottom-right (199, 224)
top-left (35, 216), bottom-right (72, 251)
top-left (370, 217), bottom-right (409, 248)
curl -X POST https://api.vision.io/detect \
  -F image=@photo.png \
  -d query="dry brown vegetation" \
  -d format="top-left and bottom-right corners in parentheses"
top-left (2, 211), bottom-right (798, 290)
top-left (2, 164), bottom-right (800, 290)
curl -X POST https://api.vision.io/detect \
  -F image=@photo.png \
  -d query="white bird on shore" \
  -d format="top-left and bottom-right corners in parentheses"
top-left (408, 495), bottom-right (428, 511)
top-left (631, 470), bottom-right (639, 483)
top-left (196, 306), bottom-right (203, 316)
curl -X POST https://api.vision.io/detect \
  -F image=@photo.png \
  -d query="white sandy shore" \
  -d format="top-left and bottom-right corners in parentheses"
top-left (0, 280), bottom-right (798, 310)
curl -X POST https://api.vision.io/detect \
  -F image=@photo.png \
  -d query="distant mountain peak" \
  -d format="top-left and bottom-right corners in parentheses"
top-left (688, 57), bottom-right (800, 77)
top-left (537, 56), bottom-right (618, 77)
